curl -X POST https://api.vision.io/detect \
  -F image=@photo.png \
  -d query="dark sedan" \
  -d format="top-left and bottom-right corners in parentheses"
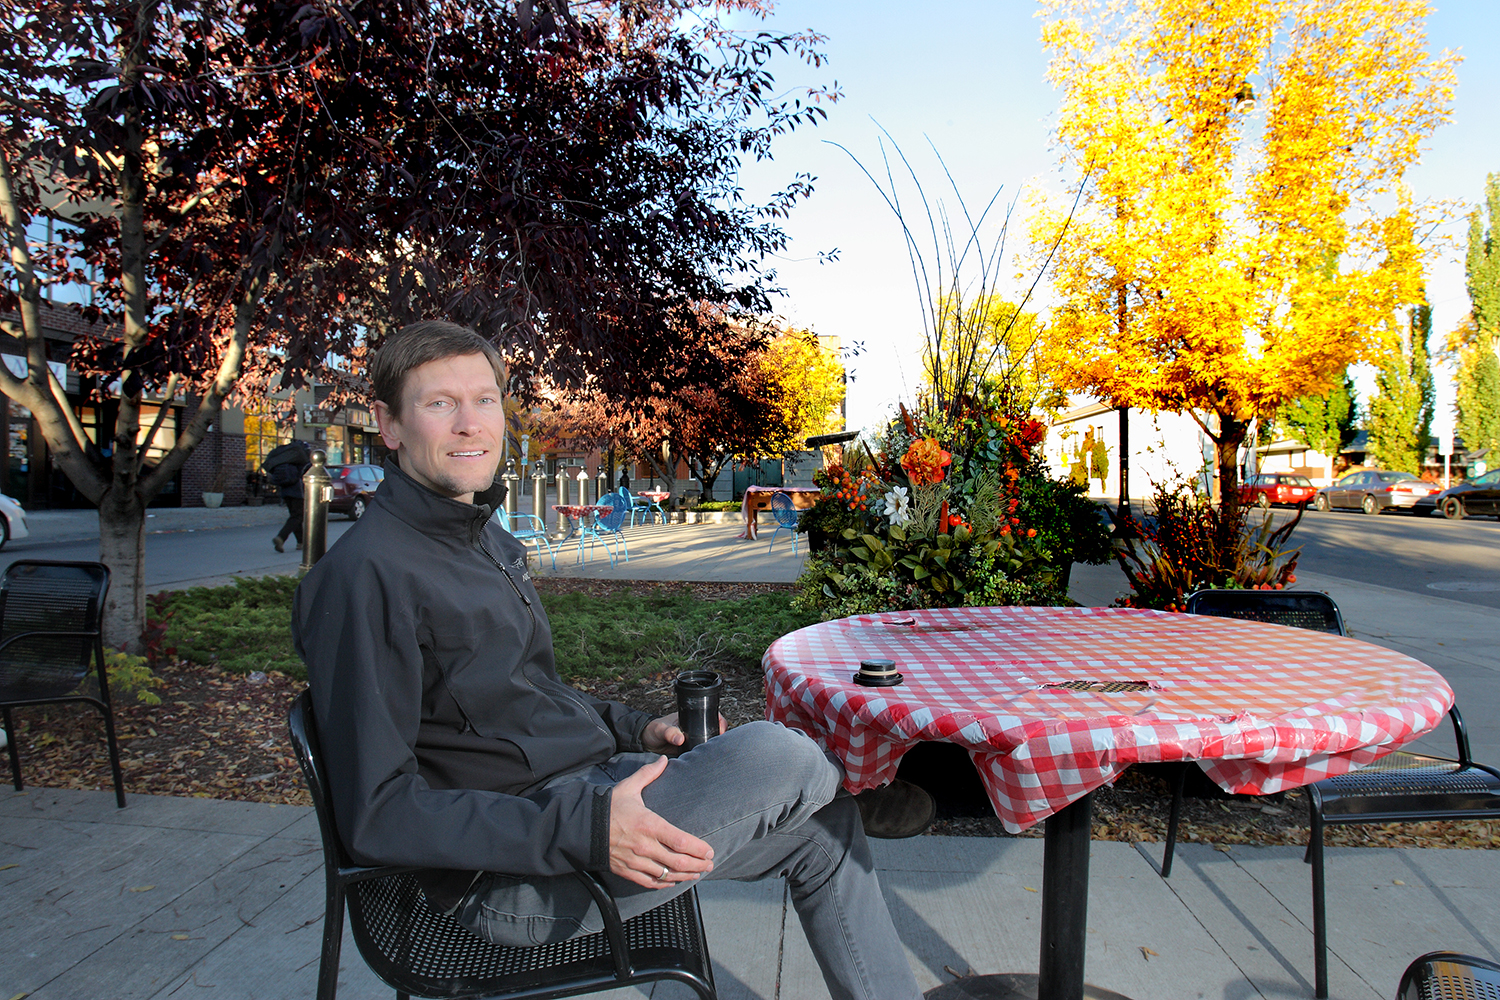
top-left (1416, 469), bottom-right (1500, 519)
top-left (1313, 469), bottom-right (1441, 514)
top-left (328, 463), bottom-right (384, 519)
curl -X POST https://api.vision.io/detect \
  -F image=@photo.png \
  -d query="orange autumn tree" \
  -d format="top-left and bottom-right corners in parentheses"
top-left (1032, 0), bottom-right (1457, 504)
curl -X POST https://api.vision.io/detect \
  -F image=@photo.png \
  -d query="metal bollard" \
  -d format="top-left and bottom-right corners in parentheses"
top-left (501, 459), bottom-right (520, 524)
top-left (596, 469), bottom-right (610, 507)
top-left (577, 467), bottom-right (593, 506)
top-left (555, 467), bottom-right (573, 509)
top-left (301, 450), bottom-right (333, 570)
top-left (531, 462), bottom-right (549, 528)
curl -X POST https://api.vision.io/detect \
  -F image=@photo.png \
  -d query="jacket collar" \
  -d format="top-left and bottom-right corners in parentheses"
top-left (377, 456), bottom-right (494, 547)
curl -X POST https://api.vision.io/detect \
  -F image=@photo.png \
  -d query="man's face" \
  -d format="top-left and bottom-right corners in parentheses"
top-left (374, 352), bottom-right (505, 503)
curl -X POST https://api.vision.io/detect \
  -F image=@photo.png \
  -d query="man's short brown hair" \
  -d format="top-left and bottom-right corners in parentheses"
top-left (370, 321), bottom-right (507, 416)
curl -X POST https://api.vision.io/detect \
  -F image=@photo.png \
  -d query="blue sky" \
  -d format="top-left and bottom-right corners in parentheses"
top-left (736, 1), bottom-right (1500, 436)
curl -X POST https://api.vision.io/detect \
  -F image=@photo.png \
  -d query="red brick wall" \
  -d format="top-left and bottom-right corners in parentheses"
top-left (180, 429), bottom-right (247, 507)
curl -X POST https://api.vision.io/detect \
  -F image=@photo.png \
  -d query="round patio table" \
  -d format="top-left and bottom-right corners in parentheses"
top-left (634, 490), bottom-right (670, 525)
top-left (763, 605), bottom-right (1453, 1000)
top-left (552, 503), bottom-right (610, 543)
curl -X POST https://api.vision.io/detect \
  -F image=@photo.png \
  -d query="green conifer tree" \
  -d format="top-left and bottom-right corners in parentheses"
top-left (1280, 371), bottom-right (1358, 459)
top-left (1456, 174), bottom-right (1500, 460)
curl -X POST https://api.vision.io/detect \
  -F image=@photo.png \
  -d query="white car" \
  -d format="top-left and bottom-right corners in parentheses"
top-left (0, 493), bottom-right (29, 548)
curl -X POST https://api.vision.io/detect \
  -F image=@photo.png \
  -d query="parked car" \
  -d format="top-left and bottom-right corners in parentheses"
top-left (1239, 473), bottom-right (1318, 508)
top-left (1313, 469), bottom-right (1441, 514)
top-left (0, 493), bottom-right (29, 549)
top-left (327, 464), bottom-right (384, 520)
top-left (1416, 469), bottom-right (1500, 519)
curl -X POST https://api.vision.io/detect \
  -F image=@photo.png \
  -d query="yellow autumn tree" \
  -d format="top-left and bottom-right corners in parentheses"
top-left (758, 328), bottom-right (846, 453)
top-left (1032, 0), bottom-right (1457, 502)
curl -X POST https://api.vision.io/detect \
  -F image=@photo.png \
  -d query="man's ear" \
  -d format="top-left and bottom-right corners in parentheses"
top-left (373, 400), bottom-right (403, 451)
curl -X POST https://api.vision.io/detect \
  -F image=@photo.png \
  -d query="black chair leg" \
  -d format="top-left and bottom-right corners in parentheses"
top-left (1309, 810), bottom-right (1329, 999)
top-left (318, 882), bottom-right (347, 1000)
top-left (3, 706), bottom-right (21, 791)
top-left (1161, 763), bottom-right (1187, 877)
top-left (92, 640), bottom-right (127, 808)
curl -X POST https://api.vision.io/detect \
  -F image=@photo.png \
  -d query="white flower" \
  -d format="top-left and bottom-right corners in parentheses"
top-left (884, 486), bottom-right (912, 526)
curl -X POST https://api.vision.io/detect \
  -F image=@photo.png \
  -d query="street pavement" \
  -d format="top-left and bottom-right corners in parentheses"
top-left (3, 505), bottom-right (1497, 999)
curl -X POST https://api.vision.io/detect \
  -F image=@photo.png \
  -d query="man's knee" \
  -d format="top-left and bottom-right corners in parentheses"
top-left (643, 721), bottom-right (843, 831)
top-left (717, 720), bottom-right (842, 806)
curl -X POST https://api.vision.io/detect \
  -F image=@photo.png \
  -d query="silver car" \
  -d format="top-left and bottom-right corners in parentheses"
top-left (1313, 470), bottom-right (1441, 514)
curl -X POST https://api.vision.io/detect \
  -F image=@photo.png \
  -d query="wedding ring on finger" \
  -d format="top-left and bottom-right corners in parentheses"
top-left (659, 864), bottom-right (670, 881)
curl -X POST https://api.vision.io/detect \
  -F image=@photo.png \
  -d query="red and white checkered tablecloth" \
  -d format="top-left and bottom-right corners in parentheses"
top-left (763, 605), bottom-right (1454, 833)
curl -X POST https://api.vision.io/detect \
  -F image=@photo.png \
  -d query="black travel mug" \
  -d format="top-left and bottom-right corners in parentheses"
top-left (674, 670), bottom-right (723, 750)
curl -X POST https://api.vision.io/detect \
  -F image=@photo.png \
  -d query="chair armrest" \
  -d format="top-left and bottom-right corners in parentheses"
top-left (1448, 706), bottom-right (1474, 768)
top-left (572, 870), bottom-right (632, 979)
top-left (0, 629), bottom-right (102, 654)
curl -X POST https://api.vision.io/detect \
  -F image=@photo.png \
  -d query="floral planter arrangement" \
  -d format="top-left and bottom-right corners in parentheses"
top-left (794, 402), bottom-right (1112, 620)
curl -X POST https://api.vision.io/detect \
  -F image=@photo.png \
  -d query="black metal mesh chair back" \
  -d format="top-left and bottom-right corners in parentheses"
top-left (1182, 589), bottom-right (1344, 635)
top-left (0, 561), bottom-right (110, 700)
top-left (1398, 951), bottom-right (1500, 1000)
top-left (288, 691), bottom-right (717, 1000)
top-left (1, 560), bottom-right (123, 807)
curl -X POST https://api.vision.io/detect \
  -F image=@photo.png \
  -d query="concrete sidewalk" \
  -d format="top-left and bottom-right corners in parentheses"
top-left (539, 519), bottom-right (807, 584)
top-left (5, 786), bottom-right (1496, 999)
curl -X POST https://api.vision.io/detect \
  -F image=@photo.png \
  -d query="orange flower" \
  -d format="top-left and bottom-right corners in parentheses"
top-left (900, 437), bottom-right (952, 486)
top-left (1026, 528), bottom-right (1037, 538)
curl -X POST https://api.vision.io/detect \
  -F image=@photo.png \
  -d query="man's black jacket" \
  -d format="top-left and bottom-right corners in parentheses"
top-left (293, 459), bottom-right (652, 888)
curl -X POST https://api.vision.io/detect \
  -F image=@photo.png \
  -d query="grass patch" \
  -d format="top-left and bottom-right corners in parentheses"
top-left (149, 576), bottom-right (816, 687)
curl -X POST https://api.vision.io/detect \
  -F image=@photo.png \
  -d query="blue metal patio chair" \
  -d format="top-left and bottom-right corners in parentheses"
top-left (500, 512), bottom-right (558, 571)
top-left (766, 492), bottom-right (802, 555)
top-left (579, 497), bottom-right (630, 567)
top-left (619, 487), bottom-right (663, 527)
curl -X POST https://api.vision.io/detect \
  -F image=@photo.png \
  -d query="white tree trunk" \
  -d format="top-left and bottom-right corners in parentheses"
top-left (98, 489), bottom-right (148, 652)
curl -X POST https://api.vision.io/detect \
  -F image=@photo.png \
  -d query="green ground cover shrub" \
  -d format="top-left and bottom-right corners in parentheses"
top-left (151, 575), bottom-right (305, 677)
top-left (693, 500), bottom-right (741, 512)
top-left (543, 589), bottom-right (816, 682)
top-left (148, 577), bottom-right (815, 686)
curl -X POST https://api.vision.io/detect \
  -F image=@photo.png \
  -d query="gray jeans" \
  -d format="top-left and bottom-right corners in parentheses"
top-left (454, 721), bottom-right (922, 1000)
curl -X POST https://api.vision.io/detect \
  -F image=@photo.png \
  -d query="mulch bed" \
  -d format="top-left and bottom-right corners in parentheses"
top-left (4, 578), bottom-right (1495, 851)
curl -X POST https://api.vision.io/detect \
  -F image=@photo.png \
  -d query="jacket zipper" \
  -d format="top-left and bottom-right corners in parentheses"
top-left (478, 534), bottom-right (612, 743)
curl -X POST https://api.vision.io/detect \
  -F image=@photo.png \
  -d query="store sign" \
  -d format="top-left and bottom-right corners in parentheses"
top-left (2, 354), bottom-right (70, 385)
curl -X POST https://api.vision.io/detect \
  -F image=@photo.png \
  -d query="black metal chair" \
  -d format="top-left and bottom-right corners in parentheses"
top-left (1396, 951), bottom-right (1500, 999)
top-left (1157, 589), bottom-right (1347, 875)
top-left (288, 691), bottom-right (717, 1000)
top-left (1176, 589), bottom-right (1500, 999)
top-left (1307, 707), bottom-right (1500, 998)
top-left (0, 560), bottom-right (123, 808)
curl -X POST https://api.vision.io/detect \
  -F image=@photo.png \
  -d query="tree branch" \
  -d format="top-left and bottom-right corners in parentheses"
top-left (140, 271), bottom-right (261, 496)
top-left (134, 371), bottom-right (180, 476)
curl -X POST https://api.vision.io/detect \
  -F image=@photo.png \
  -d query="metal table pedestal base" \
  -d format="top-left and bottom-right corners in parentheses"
top-left (924, 794), bottom-right (1135, 1000)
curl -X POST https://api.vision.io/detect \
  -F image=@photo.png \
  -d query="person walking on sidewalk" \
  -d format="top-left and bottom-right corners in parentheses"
top-left (268, 441), bottom-right (311, 552)
top-left (293, 321), bottom-right (924, 1000)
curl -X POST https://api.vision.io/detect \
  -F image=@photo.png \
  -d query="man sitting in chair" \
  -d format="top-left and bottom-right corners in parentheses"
top-left (293, 321), bottom-right (923, 1000)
